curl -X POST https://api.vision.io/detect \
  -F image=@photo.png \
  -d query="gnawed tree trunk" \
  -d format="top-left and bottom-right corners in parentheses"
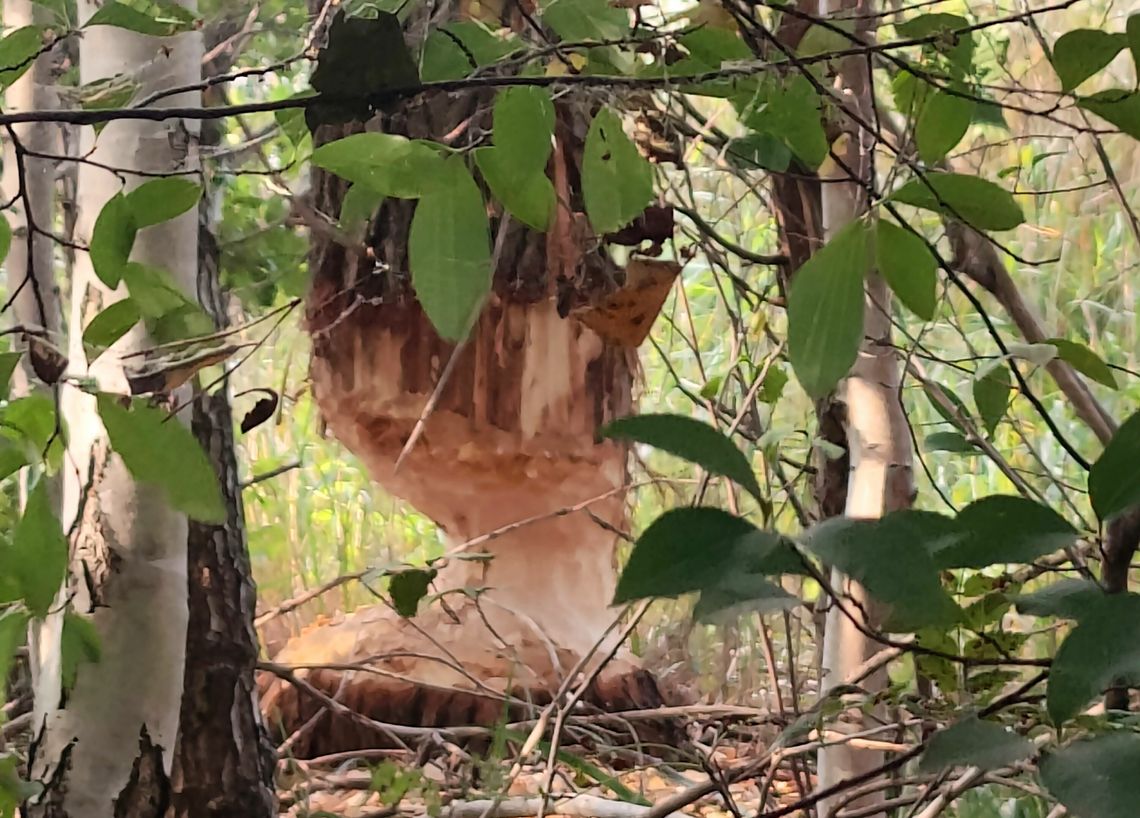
top-left (27, 4), bottom-right (202, 814)
top-left (815, 0), bottom-right (913, 812)
top-left (260, 4), bottom-right (671, 754)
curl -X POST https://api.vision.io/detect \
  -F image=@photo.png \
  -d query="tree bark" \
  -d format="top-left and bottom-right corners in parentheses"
top-left (814, 0), bottom-right (913, 812)
top-left (164, 216), bottom-right (277, 817)
top-left (26, 3), bottom-right (202, 814)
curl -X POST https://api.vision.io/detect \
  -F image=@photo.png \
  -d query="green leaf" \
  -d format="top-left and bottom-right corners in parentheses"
top-left (0, 215), bottom-right (9, 264)
top-left (9, 481), bottom-right (67, 617)
top-left (890, 172), bottom-right (1024, 231)
top-left (934, 495), bottom-right (1077, 570)
top-left (388, 567), bottom-right (436, 617)
top-left (1013, 579), bottom-right (1105, 620)
top-left (760, 74), bottom-right (828, 169)
top-left (420, 22), bottom-right (517, 82)
top-left (972, 364), bottom-right (1010, 436)
top-left (1051, 29), bottom-right (1127, 91)
top-left (0, 609), bottom-right (29, 700)
top-left (694, 574), bottom-right (800, 624)
top-left (0, 26), bottom-right (45, 90)
top-left (83, 299), bottom-right (141, 350)
top-left (1047, 594), bottom-right (1140, 723)
top-left (339, 184), bottom-right (385, 236)
top-left (308, 11), bottom-right (419, 128)
top-left (679, 27), bottom-right (752, 65)
top-left (602, 414), bottom-right (762, 501)
top-left (89, 193), bottom-right (138, 288)
top-left (725, 133), bottom-right (791, 173)
top-left (1040, 733), bottom-right (1140, 818)
top-left (918, 715), bottom-right (1034, 773)
top-left (787, 220), bottom-right (868, 399)
top-left (97, 395), bottom-right (226, 523)
top-left (1, 394), bottom-right (62, 469)
top-left (1078, 89), bottom-right (1140, 140)
top-left (1045, 338), bottom-right (1117, 389)
top-left (875, 220), bottom-right (936, 320)
top-left (83, 0), bottom-right (199, 36)
top-left (924, 431), bottom-right (980, 453)
top-left (1089, 410), bottom-right (1140, 521)
top-left (120, 263), bottom-right (213, 344)
top-left (614, 507), bottom-right (755, 603)
top-left (60, 612), bottom-right (101, 693)
top-left (802, 512), bottom-right (961, 632)
top-left (916, 87), bottom-right (974, 163)
top-left (542, 0), bottom-right (629, 42)
top-left (123, 179), bottom-right (202, 228)
top-left (0, 352), bottom-right (21, 400)
top-left (408, 156), bottom-right (492, 341)
top-left (582, 108), bottom-right (654, 234)
top-left (475, 148), bottom-right (555, 231)
top-left (895, 13), bottom-right (974, 74)
top-left (1129, 15), bottom-right (1140, 78)
top-left (492, 87), bottom-right (554, 173)
top-left (311, 133), bottom-right (446, 199)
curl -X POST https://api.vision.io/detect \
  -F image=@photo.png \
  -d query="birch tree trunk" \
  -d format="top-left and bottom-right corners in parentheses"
top-left (815, 0), bottom-right (914, 811)
top-left (0, 0), bottom-right (64, 732)
top-left (26, 3), bottom-right (204, 814)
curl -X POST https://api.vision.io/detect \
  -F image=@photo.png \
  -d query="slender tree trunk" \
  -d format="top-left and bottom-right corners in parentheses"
top-left (164, 211), bottom-right (277, 816)
top-left (815, 0), bottom-right (913, 812)
top-left (1, 0), bottom-right (64, 735)
top-left (27, 3), bottom-right (203, 815)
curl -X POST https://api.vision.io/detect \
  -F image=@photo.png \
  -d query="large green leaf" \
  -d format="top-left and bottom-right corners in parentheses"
top-left (1089, 409), bottom-right (1140, 520)
top-left (1013, 579), bottom-right (1105, 620)
top-left (121, 263), bottom-right (213, 344)
top-left (1040, 733), bottom-right (1140, 818)
top-left (1050, 29), bottom-right (1127, 91)
top-left (408, 156), bottom-right (492, 341)
top-left (1045, 338), bottom-right (1117, 389)
top-left (916, 87), bottom-right (974, 163)
top-left (311, 133), bottom-right (446, 199)
top-left (475, 148), bottom-right (555, 231)
top-left (1047, 594), bottom-right (1140, 723)
top-left (895, 13), bottom-right (974, 74)
top-left (97, 395), bottom-right (226, 523)
top-left (763, 74), bottom-right (828, 169)
top-left (972, 364), bottom-right (1010, 437)
top-left (492, 87), bottom-right (554, 173)
top-left (60, 612), bottom-right (101, 693)
top-left (614, 507), bottom-right (758, 603)
top-left (582, 107), bottom-right (654, 234)
top-left (124, 178), bottom-right (202, 228)
top-left (875, 219), bottom-right (936, 320)
top-left (83, 0), bottom-right (199, 36)
top-left (307, 10), bottom-right (420, 128)
top-left (1129, 15), bottom-right (1140, 77)
top-left (89, 193), bottom-right (138, 288)
top-left (803, 511), bottom-right (961, 631)
top-left (725, 133), bottom-right (791, 173)
top-left (787, 220), bottom-right (868, 399)
top-left (1078, 89), bottom-right (1140, 141)
top-left (8, 480), bottom-right (67, 617)
top-left (601, 414), bottom-right (762, 502)
top-left (694, 574), bottom-right (800, 624)
top-left (0, 610), bottom-right (29, 701)
top-left (542, 0), bottom-right (629, 42)
top-left (420, 22), bottom-right (517, 82)
top-left (932, 495), bottom-right (1077, 569)
top-left (0, 215), bottom-right (10, 265)
top-left (890, 172), bottom-right (1024, 231)
top-left (0, 26), bottom-right (45, 90)
top-left (83, 298), bottom-right (141, 350)
top-left (918, 715), bottom-right (1034, 773)
top-left (0, 352), bottom-right (21, 400)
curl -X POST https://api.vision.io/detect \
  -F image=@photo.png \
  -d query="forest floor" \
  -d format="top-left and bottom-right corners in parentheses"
top-left (277, 711), bottom-right (815, 818)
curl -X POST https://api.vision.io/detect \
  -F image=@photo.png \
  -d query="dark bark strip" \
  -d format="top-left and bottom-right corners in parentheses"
top-left (164, 219), bottom-right (276, 818)
top-left (114, 727), bottom-right (171, 818)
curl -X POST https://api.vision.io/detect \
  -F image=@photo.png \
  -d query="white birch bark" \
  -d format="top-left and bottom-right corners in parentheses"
top-left (27, 3), bottom-right (203, 814)
top-left (815, 0), bottom-right (914, 812)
